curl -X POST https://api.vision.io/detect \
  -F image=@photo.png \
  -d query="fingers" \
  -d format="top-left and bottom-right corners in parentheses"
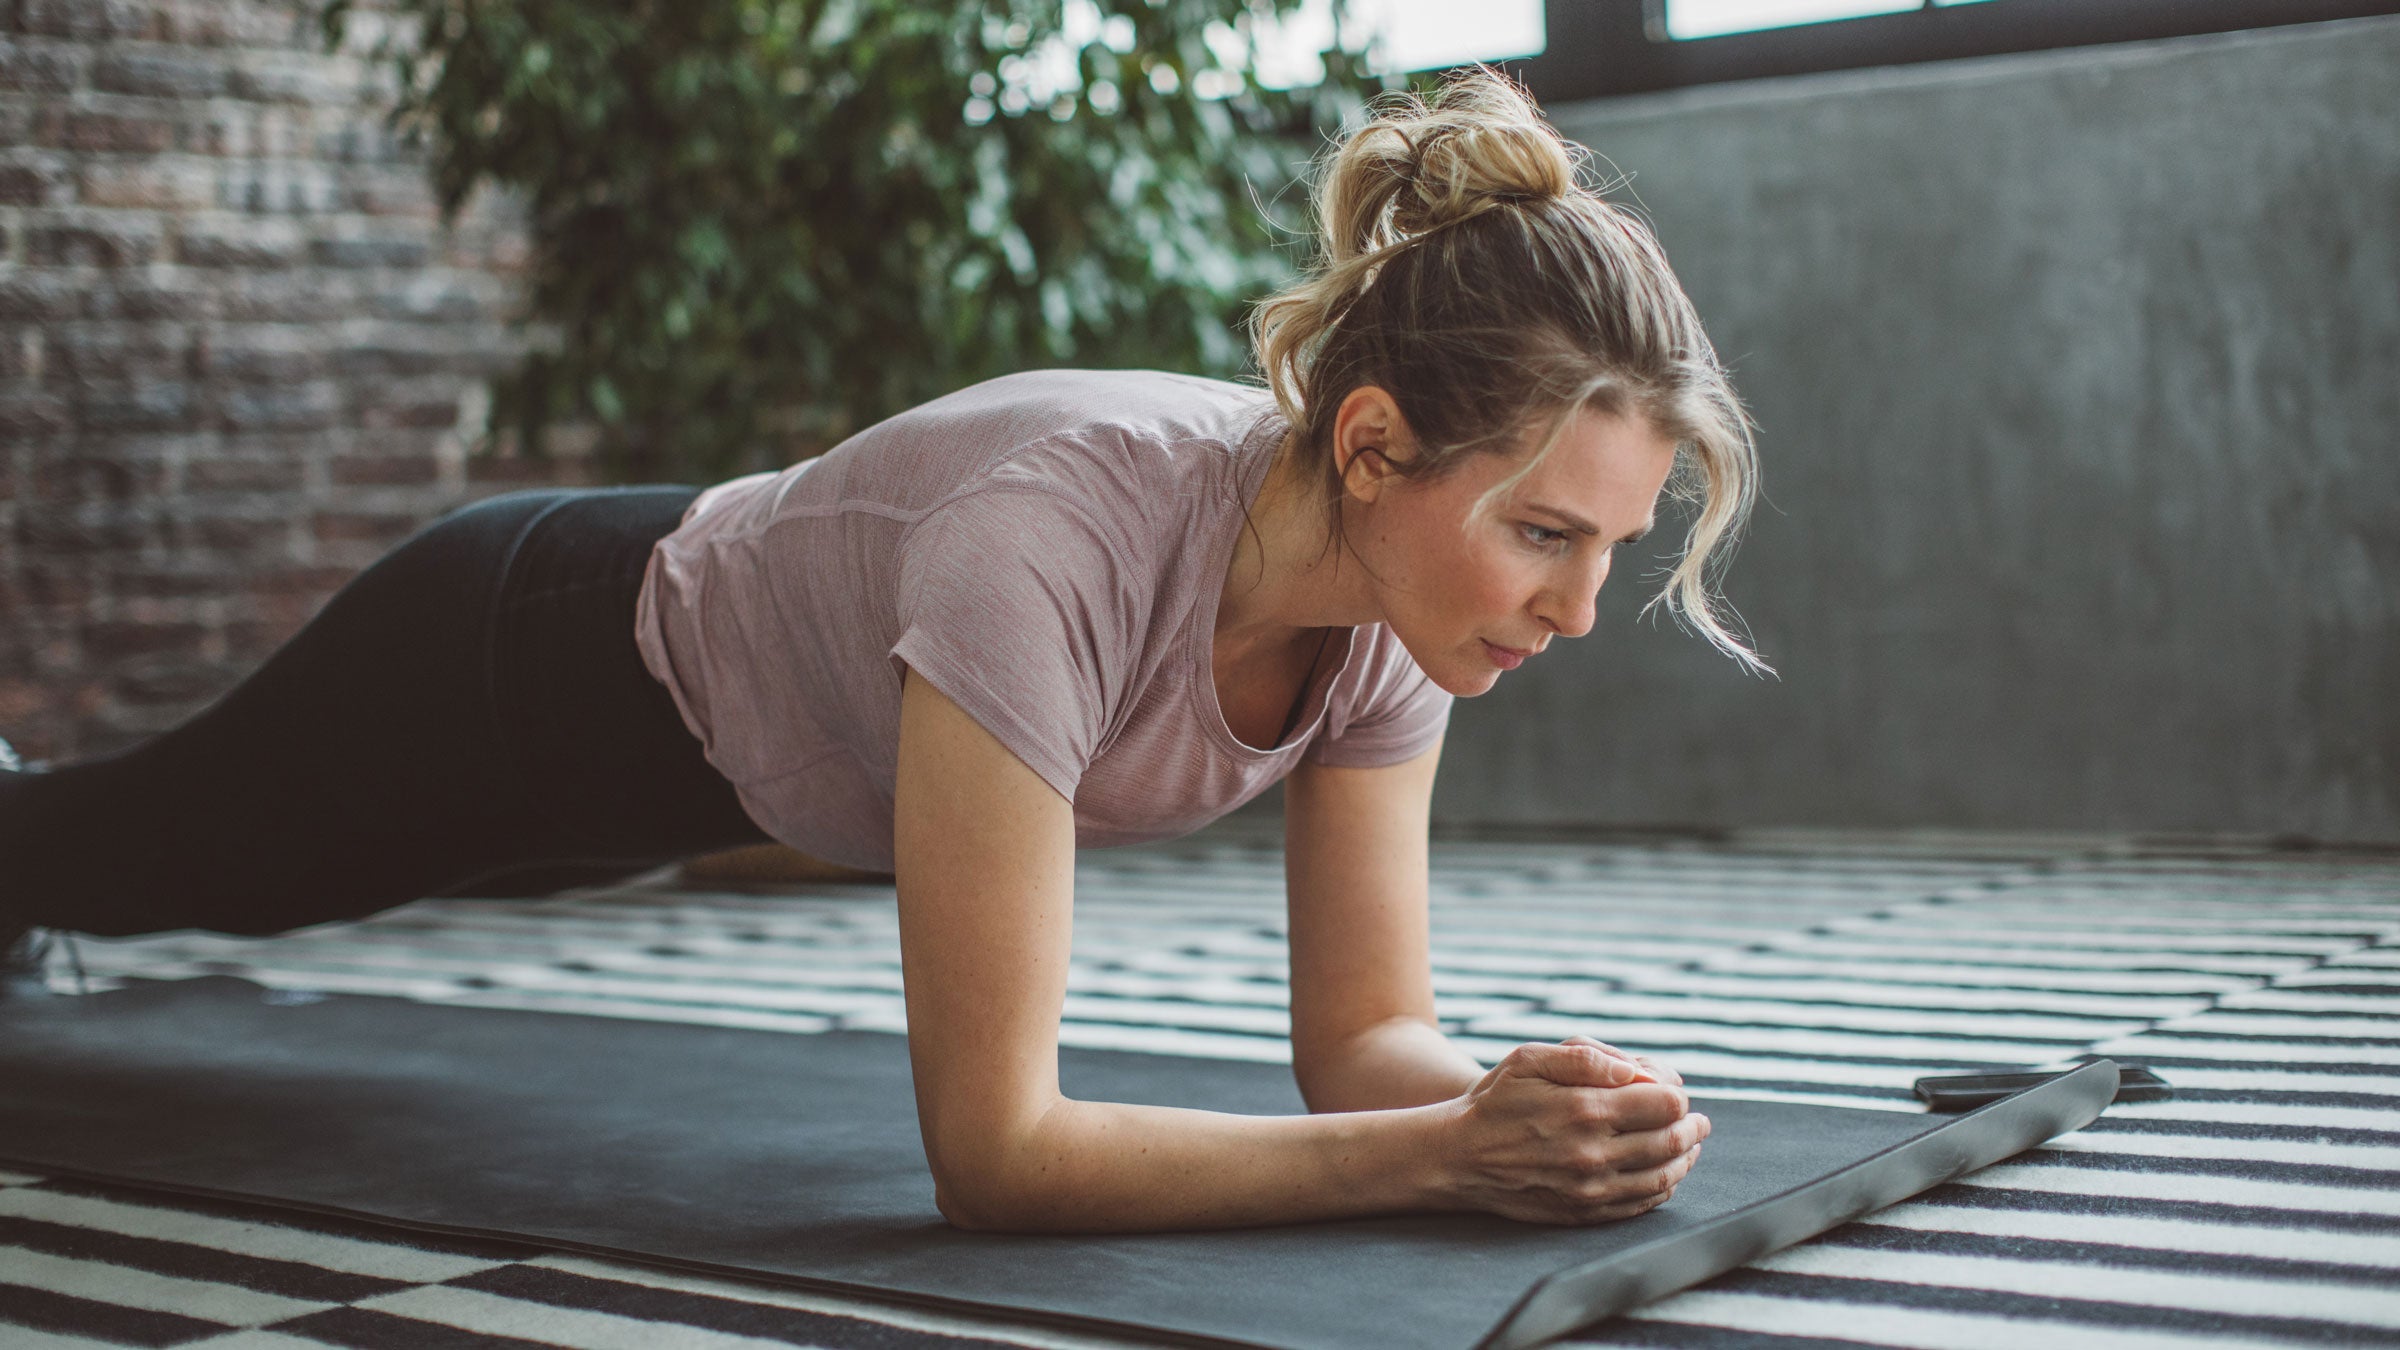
top-left (1534, 1138), bottom-right (1702, 1226)
top-left (1579, 1192), bottom-right (1672, 1223)
top-left (1607, 1112), bottom-right (1711, 1171)
top-left (1615, 1143), bottom-right (1703, 1199)
top-left (1594, 1081), bottom-right (1690, 1131)
top-left (1557, 1036), bottom-right (1686, 1088)
top-left (1452, 1051), bottom-right (1711, 1226)
top-left (1632, 1055), bottom-right (1683, 1087)
top-left (1493, 1043), bottom-right (1690, 1124)
top-left (1557, 1035), bottom-right (1653, 1082)
top-left (1508, 1040), bottom-right (1642, 1089)
top-left (1574, 1145), bottom-right (1702, 1224)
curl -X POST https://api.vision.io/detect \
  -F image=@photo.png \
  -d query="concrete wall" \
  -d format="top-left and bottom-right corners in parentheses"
top-left (1435, 17), bottom-right (2399, 842)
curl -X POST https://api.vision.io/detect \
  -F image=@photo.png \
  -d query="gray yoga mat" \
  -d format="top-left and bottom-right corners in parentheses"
top-left (0, 977), bottom-right (2115, 1350)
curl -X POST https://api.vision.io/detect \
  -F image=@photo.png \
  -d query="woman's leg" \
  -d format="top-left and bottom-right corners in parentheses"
top-left (480, 485), bottom-right (770, 867)
top-left (1, 486), bottom-right (765, 938)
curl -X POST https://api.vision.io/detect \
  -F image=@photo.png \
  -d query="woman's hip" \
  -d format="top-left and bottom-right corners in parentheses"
top-left (483, 487), bottom-right (768, 857)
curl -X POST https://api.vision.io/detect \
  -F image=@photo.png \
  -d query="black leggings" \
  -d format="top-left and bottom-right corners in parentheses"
top-left (1, 487), bottom-right (771, 939)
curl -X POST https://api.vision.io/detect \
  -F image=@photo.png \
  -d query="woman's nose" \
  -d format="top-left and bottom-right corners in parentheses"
top-left (1542, 595), bottom-right (1598, 640)
top-left (1536, 554), bottom-right (1609, 640)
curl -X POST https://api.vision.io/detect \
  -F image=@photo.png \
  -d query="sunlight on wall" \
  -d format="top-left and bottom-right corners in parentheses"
top-left (1237, 0), bottom-right (1547, 88)
top-left (1665, 0), bottom-right (2000, 41)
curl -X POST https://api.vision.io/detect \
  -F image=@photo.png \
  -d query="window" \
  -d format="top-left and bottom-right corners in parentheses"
top-left (994, 0), bottom-right (1545, 109)
top-left (1245, 0), bottom-right (1547, 89)
top-left (1506, 0), bottom-right (2400, 102)
top-left (1666, 0), bottom-right (1995, 42)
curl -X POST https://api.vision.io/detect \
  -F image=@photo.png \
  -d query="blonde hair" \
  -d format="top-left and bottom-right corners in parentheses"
top-left (1248, 65), bottom-right (1768, 672)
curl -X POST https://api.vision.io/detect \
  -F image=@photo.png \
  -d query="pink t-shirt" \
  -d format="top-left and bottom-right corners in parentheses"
top-left (633, 368), bottom-right (1452, 871)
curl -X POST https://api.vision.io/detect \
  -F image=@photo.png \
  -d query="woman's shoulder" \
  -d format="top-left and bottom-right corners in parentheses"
top-left (685, 369), bottom-right (1279, 547)
top-left (914, 368), bottom-right (1279, 526)
top-left (931, 368), bottom-right (1275, 451)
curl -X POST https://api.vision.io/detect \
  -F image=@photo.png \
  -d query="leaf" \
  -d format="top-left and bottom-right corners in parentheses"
top-left (364, 0), bottom-right (1388, 480)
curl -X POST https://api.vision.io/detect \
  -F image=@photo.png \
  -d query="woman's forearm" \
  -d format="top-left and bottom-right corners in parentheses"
top-left (1296, 1015), bottom-right (1488, 1114)
top-left (940, 1094), bottom-right (1457, 1234)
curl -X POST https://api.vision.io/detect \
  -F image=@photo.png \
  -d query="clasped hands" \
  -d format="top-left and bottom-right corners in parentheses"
top-left (1440, 1034), bottom-right (1709, 1225)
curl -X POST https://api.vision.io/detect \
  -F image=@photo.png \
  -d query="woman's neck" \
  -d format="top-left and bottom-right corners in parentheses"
top-left (1216, 437), bottom-right (1378, 656)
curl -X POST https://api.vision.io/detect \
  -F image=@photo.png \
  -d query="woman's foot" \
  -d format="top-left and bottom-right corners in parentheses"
top-left (0, 733), bottom-right (54, 999)
top-left (1, 928), bottom-right (53, 998)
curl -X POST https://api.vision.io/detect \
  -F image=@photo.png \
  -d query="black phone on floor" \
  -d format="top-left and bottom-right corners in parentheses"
top-left (1913, 1065), bottom-right (2171, 1112)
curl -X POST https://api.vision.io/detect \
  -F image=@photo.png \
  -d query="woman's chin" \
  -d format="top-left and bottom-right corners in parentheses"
top-left (1432, 662), bottom-right (1504, 698)
top-left (1391, 635), bottom-right (1503, 697)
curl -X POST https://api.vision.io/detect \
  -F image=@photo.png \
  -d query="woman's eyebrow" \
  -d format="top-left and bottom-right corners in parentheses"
top-left (1530, 503), bottom-right (1653, 546)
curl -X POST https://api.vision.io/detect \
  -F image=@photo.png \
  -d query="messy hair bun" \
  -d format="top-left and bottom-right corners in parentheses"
top-left (1321, 67), bottom-right (1576, 254)
top-left (1250, 66), bottom-right (1768, 672)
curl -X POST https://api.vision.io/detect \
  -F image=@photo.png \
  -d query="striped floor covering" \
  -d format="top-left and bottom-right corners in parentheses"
top-left (2, 824), bottom-right (2395, 1349)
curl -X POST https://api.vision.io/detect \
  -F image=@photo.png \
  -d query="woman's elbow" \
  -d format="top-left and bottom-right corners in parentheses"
top-left (922, 1095), bottom-right (1076, 1231)
top-left (932, 1169), bottom-right (997, 1231)
top-left (931, 1164), bottom-right (1045, 1233)
top-left (926, 1123), bottom-right (1057, 1233)
top-left (932, 1177), bottom-right (976, 1229)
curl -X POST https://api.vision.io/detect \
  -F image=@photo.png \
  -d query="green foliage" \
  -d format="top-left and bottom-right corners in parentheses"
top-left (327, 0), bottom-right (1389, 480)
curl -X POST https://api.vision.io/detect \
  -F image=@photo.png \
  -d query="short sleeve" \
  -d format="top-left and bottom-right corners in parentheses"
top-left (1304, 629), bottom-right (1453, 768)
top-left (890, 487), bottom-right (1144, 802)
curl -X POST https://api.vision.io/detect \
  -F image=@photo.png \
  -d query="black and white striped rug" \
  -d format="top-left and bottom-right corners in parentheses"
top-left (4, 825), bottom-right (2395, 1349)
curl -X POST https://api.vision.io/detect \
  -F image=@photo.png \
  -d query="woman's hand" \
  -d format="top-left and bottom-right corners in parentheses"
top-left (1434, 1038), bottom-right (1709, 1225)
top-left (1558, 1033), bottom-right (1684, 1089)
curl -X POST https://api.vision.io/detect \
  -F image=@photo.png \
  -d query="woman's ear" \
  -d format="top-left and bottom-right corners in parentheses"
top-left (1332, 386), bottom-right (1411, 504)
top-left (1340, 445), bottom-right (1402, 505)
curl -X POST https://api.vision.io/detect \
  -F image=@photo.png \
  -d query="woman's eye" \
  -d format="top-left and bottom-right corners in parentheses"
top-left (1518, 523), bottom-right (1571, 550)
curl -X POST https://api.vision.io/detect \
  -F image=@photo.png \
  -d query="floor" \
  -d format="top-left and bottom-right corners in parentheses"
top-left (2, 822), bottom-right (2396, 1349)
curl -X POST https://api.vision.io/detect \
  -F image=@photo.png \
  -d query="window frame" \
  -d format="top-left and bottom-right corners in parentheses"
top-left (1501, 0), bottom-right (2400, 102)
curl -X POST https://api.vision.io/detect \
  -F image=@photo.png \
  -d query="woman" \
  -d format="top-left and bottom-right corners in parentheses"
top-left (1, 69), bottom-right (1759, 1233)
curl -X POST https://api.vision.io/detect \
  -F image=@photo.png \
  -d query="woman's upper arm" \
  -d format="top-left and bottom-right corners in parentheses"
top-left (892, 662), bottom-right (1079, 1216)
top-left (1280, 733), bottom-right (1445, 1079)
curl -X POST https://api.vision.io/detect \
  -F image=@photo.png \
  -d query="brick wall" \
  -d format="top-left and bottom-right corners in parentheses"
top-left (0, 0), bottom-right (587, 762)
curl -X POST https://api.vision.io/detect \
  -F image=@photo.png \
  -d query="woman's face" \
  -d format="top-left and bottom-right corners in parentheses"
top-left (1349, 403), bottom-right (1680, 696)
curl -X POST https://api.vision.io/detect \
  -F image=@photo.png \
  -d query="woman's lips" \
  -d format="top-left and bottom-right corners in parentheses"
top-left (1483, 640), bottom-right (1526, 670)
